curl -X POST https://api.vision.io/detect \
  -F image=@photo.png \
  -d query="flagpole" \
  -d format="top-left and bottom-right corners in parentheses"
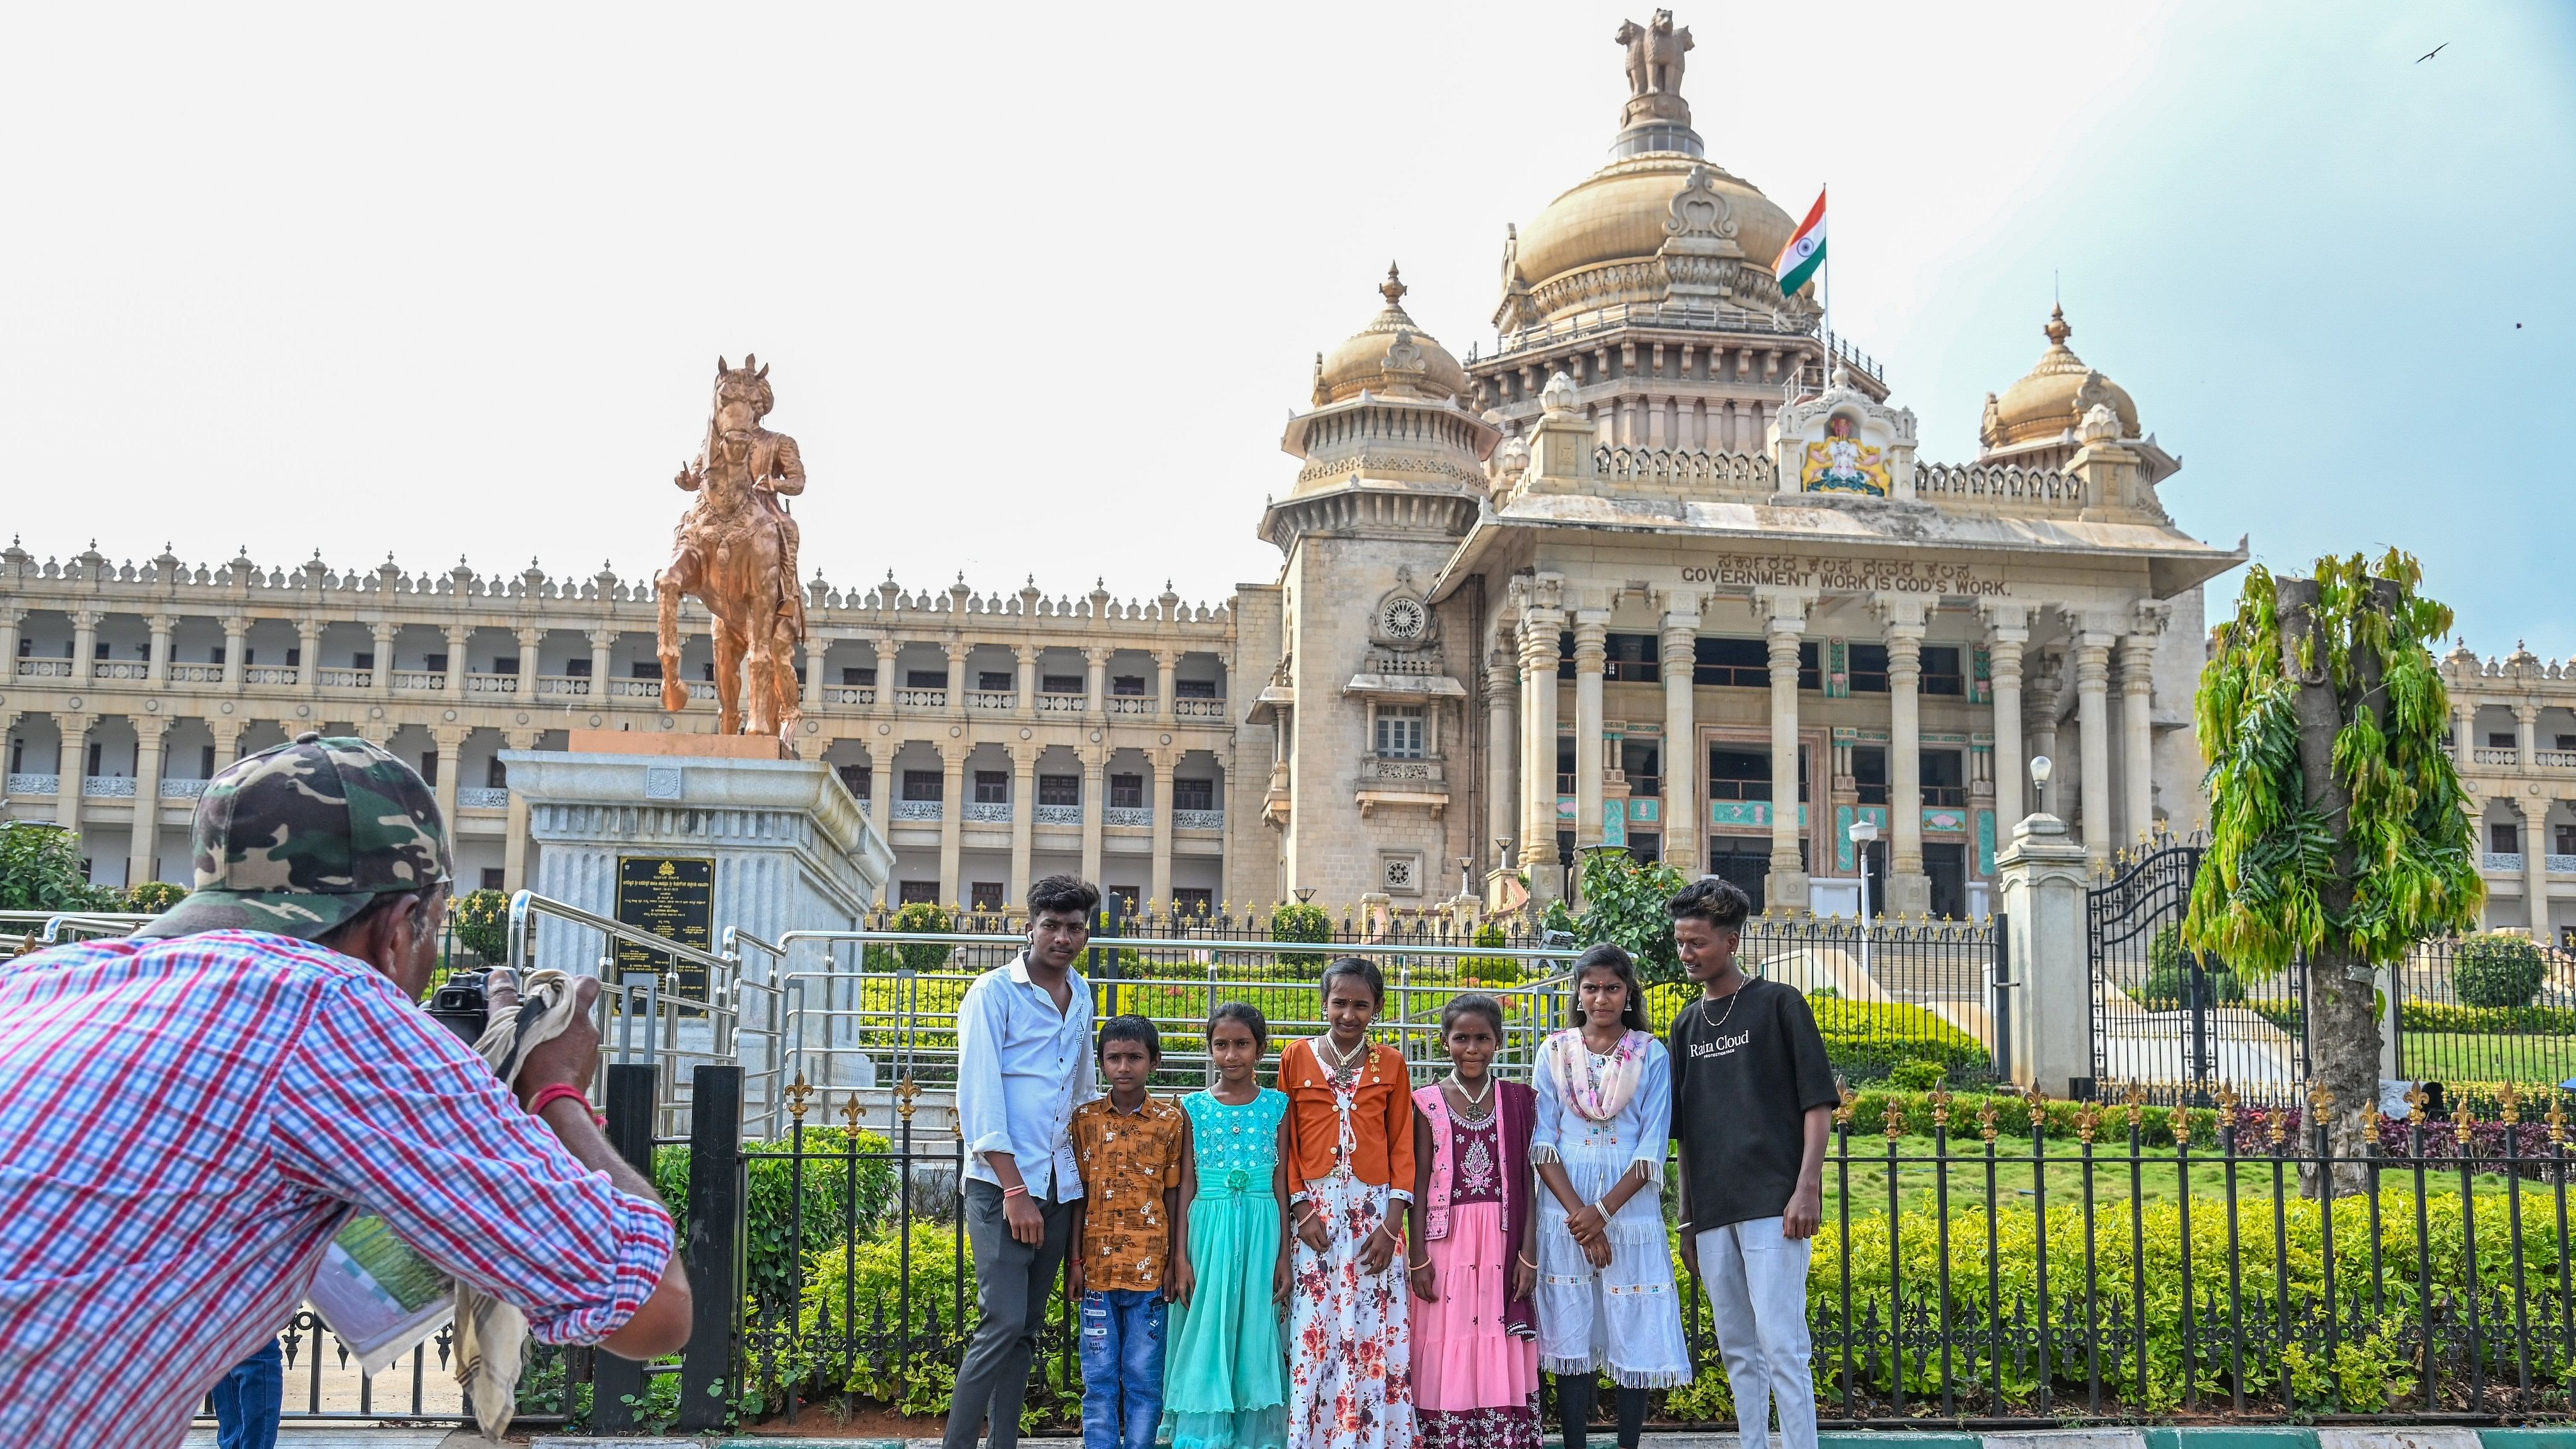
top-left (1820, 181), bottom-right (1831, 383)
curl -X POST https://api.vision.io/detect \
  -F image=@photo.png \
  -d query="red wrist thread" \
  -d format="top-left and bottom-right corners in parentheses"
top-left (526, 1083), bottom-right (600, 1124)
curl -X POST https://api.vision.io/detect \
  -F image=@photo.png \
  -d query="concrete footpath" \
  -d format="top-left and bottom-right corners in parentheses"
top-left (523, 1423), bottom-right (2576, 1433)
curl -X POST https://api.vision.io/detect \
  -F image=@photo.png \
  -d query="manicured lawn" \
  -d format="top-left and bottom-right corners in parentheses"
top-left (1813, 1133), bottom-right (2536, 1220)
top-left (2401, 1029), bottom-right (2576, 1086)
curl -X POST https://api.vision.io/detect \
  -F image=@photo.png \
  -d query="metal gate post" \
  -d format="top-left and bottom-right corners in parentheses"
top-left (679, 1064), bottom-right (744, 1431)
top-left (591, 1062), bottom-right (659, 1431)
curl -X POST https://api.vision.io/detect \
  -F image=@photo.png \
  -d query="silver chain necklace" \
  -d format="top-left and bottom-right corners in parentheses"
top-left (1445, 1073), bottom-right (1497, 1128)
top-left (1315, 1032), bottom-right (1368, 1078)
top-left (1696, 980), bottom-right (1749, 1035)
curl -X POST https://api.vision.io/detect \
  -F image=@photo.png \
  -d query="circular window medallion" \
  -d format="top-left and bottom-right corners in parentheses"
top-left (1379, 595), bottom-right (1427, 640)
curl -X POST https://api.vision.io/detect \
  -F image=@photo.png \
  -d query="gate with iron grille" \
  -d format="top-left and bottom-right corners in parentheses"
top-left (2086, 837), bottom-right (2305, 1103)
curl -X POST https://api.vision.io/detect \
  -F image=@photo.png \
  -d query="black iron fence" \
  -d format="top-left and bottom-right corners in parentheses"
top-left (2389, 935), bottom-right (2576, 1096)
top-left (641, 1059), bottom-right (2576, 1434)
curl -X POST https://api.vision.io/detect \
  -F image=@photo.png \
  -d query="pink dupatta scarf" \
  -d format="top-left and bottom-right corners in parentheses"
top-left (1541, 1027), bottom-right (1650, 1123)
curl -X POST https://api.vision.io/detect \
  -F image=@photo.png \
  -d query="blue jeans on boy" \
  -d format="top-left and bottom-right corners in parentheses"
top-left (211, 1338), bottom-right (282, 1449)
top-left (1078, 1288), bottom-right (1165, 1449)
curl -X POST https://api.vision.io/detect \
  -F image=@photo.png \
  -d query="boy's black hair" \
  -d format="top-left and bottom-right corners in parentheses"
top-left (1029, 874), bottom-right (1101, 920)
top-left (1572, 942), bottom-right (1652, 1032)
top-left (1208, 1000), bottom-right (1269, 1050)
top-left (1320, 954), bottom-right (1384, 1004)
top-left (1666, 875), bottom-right (1752, 931)
top-left (1441, 992), bottom-right (1505, 1038)
top-left (1096, 1013), bottom-right (1161, 1064)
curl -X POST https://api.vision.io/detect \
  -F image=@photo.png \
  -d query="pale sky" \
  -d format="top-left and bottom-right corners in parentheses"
top-left (4, 3), bottom-right (2569, 657)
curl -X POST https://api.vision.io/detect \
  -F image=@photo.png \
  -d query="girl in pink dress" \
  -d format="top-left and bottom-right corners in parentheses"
top-left (1408, 993), bottom-right (1542, 1449)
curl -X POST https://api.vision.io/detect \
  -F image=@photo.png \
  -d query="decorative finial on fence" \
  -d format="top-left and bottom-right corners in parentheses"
top-left (2499, 1082), bottom-right (2522, 1126)
top-left (840, 1092), bottom-right (866, 1132)
top-left (2308, 1082), bottom-right (2336, 1127)
top-left (1930, 1087), bottom-right (1952, 1131)
top-left (2548, 1091), bottom-right (2566, 1146)
top-left (786, 1072), bottom-right (814, 1123)
top-left (2170, 1101), bottom-right (2194, 1147)
top-left (1884, 1094), bottom-right (1906, 1143)
top-left (2215, 1084), bottom-right (2241, 1133)
top-left (2025, 1086), bottom-right (2050, 1131)
top-left (2267, 1100), bottom-right (2292, 1149)
top-left (2455, 1103), bottom-right (2479, 1152)
top-left (1833, 1083), bottom-right (1857, 1130)
top-left (896, 1075), bottom-right (922, 1122)
top-left (1977, 1097), bottom-right (2000, 1144)
top-left (2405, 1083), bottom-right (2429, 1123)
top-left (2075, 1101), bottom-right (2101, 1145)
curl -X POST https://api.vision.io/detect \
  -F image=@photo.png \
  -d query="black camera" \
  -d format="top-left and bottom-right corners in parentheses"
top-left (427, 971), bottom-right (491, 1047)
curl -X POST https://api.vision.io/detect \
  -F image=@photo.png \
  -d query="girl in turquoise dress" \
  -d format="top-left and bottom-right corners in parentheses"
top-left (1160, 1002), bottom-right (1292, 1449)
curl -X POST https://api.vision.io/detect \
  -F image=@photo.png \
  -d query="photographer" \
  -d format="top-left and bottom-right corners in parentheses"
top-left (0, 733), bottom-right (689, 1448)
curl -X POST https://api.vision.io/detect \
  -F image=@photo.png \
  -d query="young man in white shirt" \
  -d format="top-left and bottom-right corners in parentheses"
top-left (946, 875), bottom-right (1101, 1449)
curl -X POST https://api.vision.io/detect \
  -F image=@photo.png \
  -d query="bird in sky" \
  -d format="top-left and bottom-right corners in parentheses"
top-left (2417, 42), bottom-right (2447, 62)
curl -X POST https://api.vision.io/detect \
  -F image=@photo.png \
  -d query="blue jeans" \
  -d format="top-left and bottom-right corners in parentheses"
top-left (211, 1339), bottom-right (282, 1449)
top-left (1078, 1288), bottom-right (1165, 1449)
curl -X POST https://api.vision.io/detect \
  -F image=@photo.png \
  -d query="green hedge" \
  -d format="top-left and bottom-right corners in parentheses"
top-left (1643, 986), bottom-right (1988, 1085)
top-left (2403, 999), bottom-right (2576, 1035)
top-left (2452, 933), bottom-right (2550, 1009)
top-left (649, 1126), bottom-right (896, 1315)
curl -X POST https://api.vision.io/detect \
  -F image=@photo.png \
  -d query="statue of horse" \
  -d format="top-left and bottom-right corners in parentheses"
top-left (654, 356), bottom-right (806, 745)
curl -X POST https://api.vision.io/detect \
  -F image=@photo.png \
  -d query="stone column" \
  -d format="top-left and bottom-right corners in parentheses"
top-left (148, 615), bottom-right (174, 688)
top-left (1485, 651), bottom-right (1517, 874)
top-left (1149, 748), bottom-right (1176, 908)
top-left (866, 633), bottom-right (897, 719)
top-left (1761, 589), bottom-right (1811, 908)
top-left (1659, 597), bottom-right (1703, 876)
top-left (1155, 649), bottom-right (1179, 725)
top-left (2518, 794), bottom-right (2554, 938)
top-left (514, 627), bottom-right (542, 700)
top-left (943, 641), bottom-right (969, 714)
top-left (211, 717), bottom-right (247, 774)
top-left (2515, 703), bottom-right (2539, 769)
top-left (2119, 631), bottom-right (2159, 843)
top-left (0, 609), bottom-right (22, 680)
top-left (2073, 629), bottom-right (2115, 864)
top-left (1517, 608), bottom-right (1565, 889)
top-left (1993, 811), bottom-right (2092, 1093)
top-left (443, 625), bottom-right (470, 696)
top-left (1982, 602), bottom-right (2030, 829)
top-left (1080, 749), bottom-right (1107, 885)
top-left (1009, 741), bottom-right (1038, 901)
top-left (72, 610), bottom-right (100, 686)
top-left (430, 723), bottom-right (466, 836)
top-left (128, 714), bottom-right (169, 886)
top-left (1015, 645), bottom-right (1039, 720)
top-left (796, 632), bottom-right (824, 710)
top-left (1879, 596), bottom-right (1929, 911)
top-left (222, 617), bottom-right (249, 687)
top-left (2025, 649), bottom-right (2063, 811)
top-left (2451, 702), bottom-right (2474, 763)
top-left (500, 727), bottom-right (537, 893)
top-left (864, 742), bottom-right (890, 844)
top-left (1571, 614), bottom-right (1609, 850)
top-left (582, 627), bottom-right (615, 704)
top-left (363, 620), bottom-right (393, 696)
top-left (56, 712), bottom-right (94, 830)
top-left (298, 617), bottom-right (323, 686)
top-left (937, 742), bottom-right (965, 904)
top-left (1085, 647), bottom-right (1110, 717)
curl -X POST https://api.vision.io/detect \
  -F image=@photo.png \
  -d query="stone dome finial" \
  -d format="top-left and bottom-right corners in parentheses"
top-left (1985, 303), bottom-right (2136, 451)
top-left (2044, 304), bottom-right (2072, 348)
top-left (1381, 263), bottom-right (1407, 307)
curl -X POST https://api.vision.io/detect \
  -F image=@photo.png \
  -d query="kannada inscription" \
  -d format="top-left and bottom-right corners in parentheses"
top-left (614, 855), bottom-right (714, 1004)
top-left (1676, 555), bottom-right (2010, 596)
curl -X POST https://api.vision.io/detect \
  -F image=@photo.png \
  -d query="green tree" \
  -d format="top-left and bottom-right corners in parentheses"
top-left (1268, 901), bottom-right (1334, 970)
top-left (2184, 551), bottom-right (2481, 1194)
top-left (0, 822), bottom-right (119, 913)
top-left (862, 900), bottom-right (956, 973)
top-left (2450, 933), bottom-right (2547, 1009)
top-left (1567, 848), bottom-right (1691, 986)
top-left (123, 880), bottom-right (188, 914)
top-left (448, 887), bottom-right (512, 964)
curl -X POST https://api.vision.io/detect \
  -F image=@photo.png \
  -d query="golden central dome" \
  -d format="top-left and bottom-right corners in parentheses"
top-left (1514, 155), bottom-right (1795, 307)
top-left (1314, 265), bottom-right (1467, 405)
top-left (1983, 305), bottom-right (2139, 450)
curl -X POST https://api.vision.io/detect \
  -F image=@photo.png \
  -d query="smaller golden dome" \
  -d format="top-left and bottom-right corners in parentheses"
top-left (1984, 305), bottom-right (2138, 450)
top-left (1315, 264), bottom-right (1468, 405)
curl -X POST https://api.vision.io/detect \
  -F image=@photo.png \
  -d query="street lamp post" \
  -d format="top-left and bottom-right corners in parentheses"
top-left (1848, 817), bottom-right (1880, 980)
top-left (2029, 755), bottom-right (2053, 818)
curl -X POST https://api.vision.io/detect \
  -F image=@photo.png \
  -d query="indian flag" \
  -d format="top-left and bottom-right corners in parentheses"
top-left (1774, 187), bottom-right (1826, 296)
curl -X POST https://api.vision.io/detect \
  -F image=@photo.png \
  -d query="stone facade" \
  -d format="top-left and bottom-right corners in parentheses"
top-left (2444, 642), bottom-right (2576, 944)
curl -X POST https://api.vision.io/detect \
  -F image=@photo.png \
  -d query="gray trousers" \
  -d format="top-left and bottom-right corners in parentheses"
top-left (944, 1179), bottom-right (1075, 1449)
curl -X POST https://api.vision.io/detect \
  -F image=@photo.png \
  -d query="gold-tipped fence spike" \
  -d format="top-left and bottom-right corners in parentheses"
top-left (2124, 1084), bottom-right (2149, 1110)
top-left (2499, 1082), bottom-right (2523, 1126)
top-left (1884, 1094), bottom-right (1906, 1142)
top-left (840, 1092), bottom-right (866, 1132)
top-left (1834, 1084), bottom-right (1858, 1128)
top-left (2456, 1104), bottom-right (2480, 1151)
top-left (2076, 1101), bottom-right (2101, 1145)
top-left (1977, 1097), bottom-right (2000, 1143)
top-left (1930, 1087), bottom-right (1953, 1130)
top-left (785, 1072), bottom-right (814, 1123)
top-left (2170, 1101), bottom-right (2194, 1147)
top-left (2405, 1083), bottom-right (2430, 1123)
top-left (2025, 1086), bottom-right (2050, 1130)
top-left (896, 1075), bottom-right (923, 1121)
top-left (2215, 1084), bottom-right (2241, 1131)
top-left (2547, 1091), bottom-right (2567, 1146)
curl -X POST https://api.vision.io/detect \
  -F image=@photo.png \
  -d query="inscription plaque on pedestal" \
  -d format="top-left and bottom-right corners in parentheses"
top-left (615, 855), bottom-right (714, 1002)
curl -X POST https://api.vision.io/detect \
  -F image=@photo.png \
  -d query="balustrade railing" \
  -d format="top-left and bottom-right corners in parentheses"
top-left (316, 668), bottom-right (371, 688)
top-left (1172, 697), bottom-right (1227, 717)
top-left (14, 659), bottom-right (71, 677)
top-left (388, 670), bottom-right (444, 690)
top-left (455, 787), bottom-right (510, 809)
top-left (891, 800), bottom-right (942, 822)
top-left (967, 691), bottom-right (1016, 712)
top-left (463, 673), bottom-right (516, 694)
top-left (4, 773), bottom-right (58, 795)
top-left (1105, 696), bottom-right (1153, 715)
top-left (1034, 803), bottom-right (1083, 826)
top-left (1034, 693), bottom-right (1084, 713)
top-left (168, 664), bottom-right (223, 683)
top-left (823, 686), bottom-right (875, 705)
top-left (963, 802), bottom-right (1012, 824)
top-left (896, 689), bottom-right (946, 709)
top-left (1103, 805), bottom-right (1153, 826)
top-left (82, 775), bottom-right (135, 799)
top-left (1173, 808), bottom-right (1225, 831)
top-left (535, 675), bottom-right (590, 698)
top-left (243, 667), bottom-right (298, 686)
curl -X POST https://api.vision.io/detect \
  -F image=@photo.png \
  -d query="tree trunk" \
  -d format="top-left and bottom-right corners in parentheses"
top-left (2275, 577), bottom-right (2381, 1197)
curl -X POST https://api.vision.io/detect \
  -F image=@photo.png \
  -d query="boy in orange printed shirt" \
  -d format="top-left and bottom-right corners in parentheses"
top-left (1068, 1016), bottom-right (1192, 1449)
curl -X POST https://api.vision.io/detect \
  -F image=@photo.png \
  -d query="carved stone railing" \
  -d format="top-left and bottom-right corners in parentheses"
top-left (964, 802), bottom-right (1013, 824)
top-left (84, 776), bottom-right (135, 799)
top-left (1036, 693), bottom-right (1085, 714)
top-left (94, 661), bottom-right (149, 680)
top-left (1913, 462), bottom-right (2084, 512)
top-left (2538, 750), bottom-right (2576, 769)
top-left (389, 671), bottom-right (444, 691)
top-left (1034, 804), bottom-right (1084, 826)
top-left (896, 689), bottom-right (947, 709)
top-left (1107, 696), bottom-right (1154, 716)
top-left (535, 676), bottom-right (590, 698)
top-left (1363, 649), bottom-right (1445, 677)
top-left (244, 667), bottom-right (298, 686)
top-left (892, 800), bottom-right (942, 822)
top-left (1591, 446), bottom-right (1775, 492)
top-left (1174, 808), bottom-right (1225, 831)
top-left (456, 786), bottom-right (510, 809)
top-left (1103, 806), bottom-right (1153, 827)
top-left (1357, 756), bottom-right (1446, 789)
top-left (317, 668), bottom-right (371, 688)
top-left (2552, 854), bottom-right (2576, 874)
top-left (464, 673), bottom-right (516, 694)
top-left (968, 691), bottom-right (1016, 712)
top-left (1173, 697), bottom-right (1227, 718)
top-left (169, 664), bottom-right (224, 683)
top-left (6, 773), bottom-right (59, 795)
top-left (2483, 852), bottom-right (2524, 873)
top-left (2473, 747), bottom-right (2520, 765)
top-left (824, 686), bottom-right (875, 705)
top-left (161, 778), bottom-right (210, 798)
top-left (15, 659), bottom-right (71, 678)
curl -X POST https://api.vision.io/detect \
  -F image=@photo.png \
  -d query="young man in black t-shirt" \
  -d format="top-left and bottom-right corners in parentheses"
top-left (1665, 877), bottom-right (1837, 1449)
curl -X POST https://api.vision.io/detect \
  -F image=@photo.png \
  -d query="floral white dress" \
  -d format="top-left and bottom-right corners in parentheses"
top-left (1528, 1029), bottom-right (1691, 1388)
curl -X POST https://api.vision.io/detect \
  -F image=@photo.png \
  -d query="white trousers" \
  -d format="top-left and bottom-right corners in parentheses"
top-left (1693, 1216), bottom-right (1815, 1449)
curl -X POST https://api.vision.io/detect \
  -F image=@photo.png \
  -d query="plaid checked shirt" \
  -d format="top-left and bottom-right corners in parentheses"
top-left (0, 930), bottom-right (674, 1448)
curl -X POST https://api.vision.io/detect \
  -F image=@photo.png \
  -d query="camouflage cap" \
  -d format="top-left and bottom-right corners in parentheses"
top-left (134, 732), bottom-right (453, 942)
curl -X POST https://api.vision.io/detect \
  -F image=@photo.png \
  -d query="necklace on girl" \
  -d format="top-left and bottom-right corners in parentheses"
top-left (1316, 1032), bottom-right (1369, 1078)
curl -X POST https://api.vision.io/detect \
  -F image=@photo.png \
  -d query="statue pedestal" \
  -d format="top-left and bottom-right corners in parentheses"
top-left (497, 747), bottom-right (894, 1094)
